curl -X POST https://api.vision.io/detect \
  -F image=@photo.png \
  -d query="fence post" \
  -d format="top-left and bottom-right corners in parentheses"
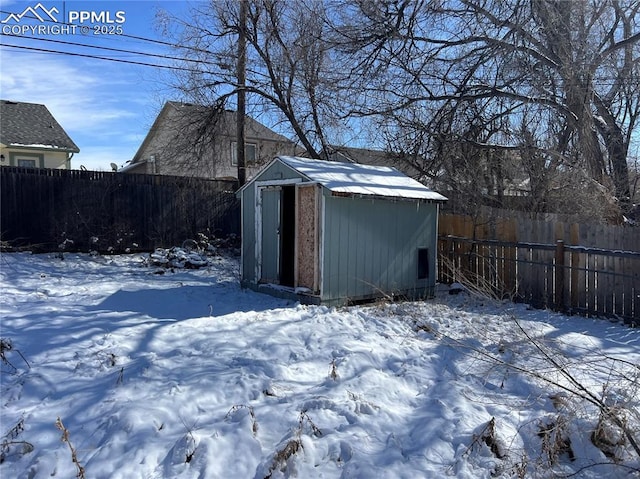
top-left (554, 240), bottom-right (565, 312)
top-left (444, 235), bottom-right (454, 283)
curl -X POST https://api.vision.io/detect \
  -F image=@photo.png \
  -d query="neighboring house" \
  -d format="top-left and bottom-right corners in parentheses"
top-left (121, 101), bottom-right (303, 179)
top-left (327, 145), bottom-right (536, 208)
top-left (237, 156), bottom-right (448, 306)
top-left (0, 100), bottom-right (79, 169)
top-left (325, 145), bottom-right (424, 180)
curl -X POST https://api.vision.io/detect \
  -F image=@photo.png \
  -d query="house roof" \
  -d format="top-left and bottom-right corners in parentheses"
top-left (0, 100), bottom-right (80, 153)
top-left (125, 101), bottom-right (295, 169)
top-left (256, 156), bottom-right (447, 202)
top-left (326, 145), bottom-right (423, 178)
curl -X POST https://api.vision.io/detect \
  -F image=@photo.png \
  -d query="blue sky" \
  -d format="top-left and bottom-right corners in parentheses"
top-left (0, 0), bottom-right (196, 171)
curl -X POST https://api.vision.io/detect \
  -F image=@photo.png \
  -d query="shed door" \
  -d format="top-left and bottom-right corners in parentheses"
top-left (260, 187), bottom-right (281, 283)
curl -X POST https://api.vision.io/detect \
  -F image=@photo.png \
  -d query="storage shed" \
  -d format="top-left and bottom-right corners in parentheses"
top-left (237, 156), bottom-right (448, 305)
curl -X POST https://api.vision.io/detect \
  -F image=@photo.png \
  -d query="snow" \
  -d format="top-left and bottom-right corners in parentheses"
top-left (276, 156), bottom-right (448, 201)
top-left (10, 143), bottom-right (65, 150)
top-left (1, 250), bottom-right (638, 479)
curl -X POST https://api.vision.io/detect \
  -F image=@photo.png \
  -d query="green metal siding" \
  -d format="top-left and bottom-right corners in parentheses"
top-left (321, 195), bottom-right (438, 303)
top-left (255, 160), bottom-right (301, 183)
top-left (240, 157), bottom-right (442, 305)
top-left (260, 188), bottom-right (281, 282)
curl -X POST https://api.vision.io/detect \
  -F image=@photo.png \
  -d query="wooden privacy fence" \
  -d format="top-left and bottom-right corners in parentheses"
top-left (438, 214), bottom-right (640, 324)
top-left (1, 167), bottom-right (240, 252)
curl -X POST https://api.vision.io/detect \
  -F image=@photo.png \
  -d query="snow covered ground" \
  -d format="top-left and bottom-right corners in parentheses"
top-left (1, 250), bottom-right (639, 479)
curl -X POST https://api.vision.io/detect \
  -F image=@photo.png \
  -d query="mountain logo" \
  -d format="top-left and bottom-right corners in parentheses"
top-left (1, 3), bottom-right (59, 23)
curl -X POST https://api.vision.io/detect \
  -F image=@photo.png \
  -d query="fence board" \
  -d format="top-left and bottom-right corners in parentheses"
top-left (1, 167), bottom-right (240, 252)
top-left (586, 253), bottom-right (596, 315)
top-left (534, 222), bottom-right (544, 306)
top-left (622, 257), bottom-right (634, 319)
top-left (497, 219), bottom-right (517, 294)
top-left (438, 213), bottom-right (640, 323)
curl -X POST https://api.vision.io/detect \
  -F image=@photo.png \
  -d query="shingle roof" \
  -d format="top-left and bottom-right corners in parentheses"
top-left (0, 100), bottom-right (80, 152)
top-left (165, 101), bottom-right (293, 143)
top-left (277, 156), bottom-right (448, 201)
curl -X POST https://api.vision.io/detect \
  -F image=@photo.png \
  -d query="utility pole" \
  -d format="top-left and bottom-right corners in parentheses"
top-left (236, 0), bottom-right (247, 187)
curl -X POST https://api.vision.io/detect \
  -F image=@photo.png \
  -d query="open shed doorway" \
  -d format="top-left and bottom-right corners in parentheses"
top-left (259, 185), bottom-right (296, 287)
top-left (280, 185), bottom-right (296, 287)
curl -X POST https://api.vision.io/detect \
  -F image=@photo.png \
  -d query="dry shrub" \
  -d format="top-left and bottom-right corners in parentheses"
top-left (0, 337), bottom-right (30, 373)
top-left (537, 415), bottom-right (575, 466)
top-left (439, 256), bottom-right (517, 302)
top-left (264, 439), bottom-right (302, 479)
top-left (263, 410), bottom-right (322, 479)
top-left (592, 407), bottom-right (628, 461)
top-left (482, 417), bottom-right (506, 460)
top-left (1, 417), bottom-right (33, 464)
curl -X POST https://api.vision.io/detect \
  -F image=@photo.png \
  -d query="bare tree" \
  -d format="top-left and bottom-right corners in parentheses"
top-left (157, 0), bottom-right (639, 219)
top-left (159, 0), bottom-right (349, 160)
top-left (332, 0), bottom-right (640, 219)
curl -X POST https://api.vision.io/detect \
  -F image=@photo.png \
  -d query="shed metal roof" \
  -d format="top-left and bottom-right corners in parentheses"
top-left (0, 100), bottom-right (79, 152)
top-left (276, 156), bottom-right (447, 201)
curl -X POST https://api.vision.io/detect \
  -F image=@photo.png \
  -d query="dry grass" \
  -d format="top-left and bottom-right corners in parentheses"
top-left (262, 410), bottom-right (322, 479)
top-left (1, 417), bottom-right (34, 464)
top-left (55, 417), bottom-right (85, 479)
top-left (592, 406), bottom-right (629, 461)
top-left (439, 256), bottom-right (517, 302)
top-left (263, 439), bottom-right (302, 479)
top-left (329, 359), bottom-right (339, 381)
top-left (225, 404), bottom-right (258, 436)
top-left (0, 337), bottom-right (30, 373)
top-left (537, 415), bottom-right (575, 466)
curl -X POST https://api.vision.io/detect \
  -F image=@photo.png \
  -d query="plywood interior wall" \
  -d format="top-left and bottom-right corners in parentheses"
top-left (296, 184), bottom-right (318, 291)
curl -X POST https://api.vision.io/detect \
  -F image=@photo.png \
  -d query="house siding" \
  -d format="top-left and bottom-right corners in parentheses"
top-left (132, 131), bottom-right (297, 179)
top-left (321, 194), bottom-right (438, 303)
top-left (1, 147), bottom-right (70, 169)
top-left (125, 103), bottom-right (302, 180)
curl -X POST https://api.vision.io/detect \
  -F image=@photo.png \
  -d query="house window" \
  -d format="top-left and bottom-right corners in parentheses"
top-left (417, 248), bottom-right (429, 280)
top-left (17, 158), bottom-right (37, 168)
top-left (231, 142), bottom-right (257, 166)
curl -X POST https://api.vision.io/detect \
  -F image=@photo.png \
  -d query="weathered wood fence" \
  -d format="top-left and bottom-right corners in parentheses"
top-left (1, 167), bottom-right (240, 252)
top-left (438, 213), bottom-right (640, 324)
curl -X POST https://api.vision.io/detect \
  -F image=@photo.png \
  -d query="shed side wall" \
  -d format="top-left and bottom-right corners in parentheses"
top-left (322, 195), bottom-right (438, 302)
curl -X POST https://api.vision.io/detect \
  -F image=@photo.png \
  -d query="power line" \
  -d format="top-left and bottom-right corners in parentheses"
top-left (0, 8), bottom-right (231, 74)
top-left (0, 10), bottom-right (634, 87)
top-left (0, 43), bottom-right (204, 71)
top-left (0, 9), bottom-right (217, 56)
top-left (1, 33), bottom-right (219, 66)
top-left (1, 35), bottom-right (631, 89)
